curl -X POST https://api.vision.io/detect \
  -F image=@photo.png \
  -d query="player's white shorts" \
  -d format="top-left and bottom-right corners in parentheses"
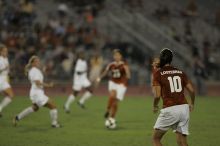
top-left (30, 90), bottom-right (49, 107)
top-left (0, 78), bottom-right (11, 92)
top-left (73, 74), bottom-right (91, 91)
top-left (108, 81), bottom-right (127, 101)
top-left (154, 104), bottom-right (190, 135)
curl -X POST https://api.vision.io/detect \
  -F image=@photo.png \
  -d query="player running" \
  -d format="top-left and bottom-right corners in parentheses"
top-left (64, 51), bottom-right (93, 112)
top-left (97, 49), bottom-right (131, 122)
top-left (152, 48), bottom-right (195, 146)
top-left (0, 45), bottom-right (14, 117)
top-left (13, 56), bottom-right (60, 128)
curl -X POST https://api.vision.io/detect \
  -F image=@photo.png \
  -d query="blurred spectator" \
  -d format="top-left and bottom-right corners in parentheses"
top-left (169, 26), bottom-right (181, 42)
top-left (185, 0), bottom-right (198, 16)
top-left (215, 9), bottom-right (220, 27)
top-left (57, 3), bottom-right (68, 17)
top-left (89, 54), bottom-right (103, 83)
top-left (153, 4), bottom-right (170, 21)
top-left (193, 54), bottom-right (207, 95)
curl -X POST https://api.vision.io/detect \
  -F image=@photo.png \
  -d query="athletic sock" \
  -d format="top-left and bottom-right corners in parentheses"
top-left (65, 94), bottom-right (75, 110)
top-left (50, 109), bottom-right (58, 125)
top-left (79, 91), bottom-right (92, 104)
top-left (17, 107), bottom-right (34, 120)
top-left (0, 96), bottom-right (12, 112)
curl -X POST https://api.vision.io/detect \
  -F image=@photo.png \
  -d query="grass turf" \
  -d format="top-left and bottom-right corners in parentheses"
top-left (0, 96), bottom-right (219, 146)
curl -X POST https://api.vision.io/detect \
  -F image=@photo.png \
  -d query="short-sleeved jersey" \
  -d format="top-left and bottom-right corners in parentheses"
top-left (153, 66), bottom-right (188, 108)
top-left (28, 67), bottom-right (44, 91)
top-left (107, 61), bottom-right (128, 86)
top-left (0, 56), bottom-right (9, 79)
top-left (74, 59), bottom-right (88, 77)
top-left (75, 59), bottom-right (88, 73)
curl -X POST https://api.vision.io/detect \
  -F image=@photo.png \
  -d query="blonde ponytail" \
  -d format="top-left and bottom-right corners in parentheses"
top-left (24, 55), bottom-right (38, 76)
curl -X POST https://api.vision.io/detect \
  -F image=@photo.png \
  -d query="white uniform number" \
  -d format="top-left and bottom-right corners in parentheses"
top-left (112, 69), bottom-right (121, 78)
top-left (167, 76), bottom-right (182, 93)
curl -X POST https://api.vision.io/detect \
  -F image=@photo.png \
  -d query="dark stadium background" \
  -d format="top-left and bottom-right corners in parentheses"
top-left (0, 0), bottom-right (220, 96)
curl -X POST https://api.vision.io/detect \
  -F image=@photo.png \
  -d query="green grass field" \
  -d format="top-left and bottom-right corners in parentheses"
top-left (0, 96), bottom-right (219, 146)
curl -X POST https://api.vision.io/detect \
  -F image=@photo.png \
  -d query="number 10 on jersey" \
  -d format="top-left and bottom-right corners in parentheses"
top-left (167, 76), bottom-right (182, 93)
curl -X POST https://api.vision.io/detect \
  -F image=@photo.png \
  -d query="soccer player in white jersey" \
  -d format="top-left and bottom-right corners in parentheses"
top-left (13, 56), bottom-right (60, 128)
top-left (64, 51), bottom-right (93, 112)
top-left (0, 45), bottom-right (14, 117)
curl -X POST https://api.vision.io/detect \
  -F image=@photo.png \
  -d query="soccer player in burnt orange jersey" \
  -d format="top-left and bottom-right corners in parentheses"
top-left (152, 48), bottom-right (195, 146)
top-left (97, 49), bottom-right (130, 121)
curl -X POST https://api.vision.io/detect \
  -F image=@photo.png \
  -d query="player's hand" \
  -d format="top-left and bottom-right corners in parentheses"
top-left (153, 106), bottom-right (159, 114)
top-left (189, 104), bottom-right (194, 112)
top-left (96, 77), bottom-right (101, 83)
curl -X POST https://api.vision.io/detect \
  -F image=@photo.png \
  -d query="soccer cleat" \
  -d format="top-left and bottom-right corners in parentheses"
top-left (13, 116), bottom-right (19, 127)
top-left (77, 101), bottom-right (86, 109)
top-left (104, 111), bottom-right (109, 119)
top-left (51, 123), bottom-right (61, 128)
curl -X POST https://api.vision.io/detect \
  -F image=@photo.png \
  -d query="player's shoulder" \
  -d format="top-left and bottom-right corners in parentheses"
top-left (159, 66), bottom-right (186, 76)
top-left (29, 67), bottom-right (41, 74)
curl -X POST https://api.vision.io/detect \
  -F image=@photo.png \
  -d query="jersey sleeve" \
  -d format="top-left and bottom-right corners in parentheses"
top-left (152, 70), bottom-right (161, 86)
top-left (182, 72), bottom-right (189, 87)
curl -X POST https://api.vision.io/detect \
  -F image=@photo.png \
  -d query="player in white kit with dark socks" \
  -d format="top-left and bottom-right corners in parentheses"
top-left (13, 56), bottom-right (60, 128)
top-left (64, 51), bottom-right (93, 112)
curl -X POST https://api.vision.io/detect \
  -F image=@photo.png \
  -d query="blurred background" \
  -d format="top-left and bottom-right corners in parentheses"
top-left (0, 0), bottom-right (220, 96)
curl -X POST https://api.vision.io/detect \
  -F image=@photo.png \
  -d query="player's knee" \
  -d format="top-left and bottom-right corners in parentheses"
top-left (110, 90), bottom-right (116, 97)
top-left (86, 87), bottom-right (93, 93)
top-left (152, 134), bottom-right (161, 142)
top-left (73, 91), bottom-right (79, 96)
top-left (5, 88), bottom-right (14, 98)
top-left (51, 104), bottom-right (57, 109)
top-left (32, 104), bottom-right (39, 111)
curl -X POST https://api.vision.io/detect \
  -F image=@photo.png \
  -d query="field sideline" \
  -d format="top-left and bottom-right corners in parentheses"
top-left (0, 96), bottom-right (219, 146)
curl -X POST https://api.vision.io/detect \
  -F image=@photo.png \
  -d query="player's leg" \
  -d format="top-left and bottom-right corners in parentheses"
top-left (176, 132), bottom-right (188, 146)
top-left (0, 87), bottom-right (14, 116)
top-left (78, 86), bottom-right (93, 109)
top-left (110, 98), bottom-right (118, 118)
top-left (109, 84), bottom-right (126, 118)
top-left (13, 104), bottom-right (39, 126)
top-left (104, 90), bottom-right (116, 118)
top-left (64, 90), bottom-right (79, 113)
top-left (175, 104), bottom-right (190, 146)
top-left (152, 129), bottom-right (166, 146)
top-left (44, 100), bottom-right (60, 128)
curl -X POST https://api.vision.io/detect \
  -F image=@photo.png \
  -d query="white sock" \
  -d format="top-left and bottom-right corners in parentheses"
top-left (79, 91), bottom-right (92, 104)
top-left (50, 109), bottom-right (58, 125)
top-left (0, 97), bottom-right (12, 112)
top-left (17, 107), bottom-right (34, 120)
top-left (65, 94), bottom-right (75, 110)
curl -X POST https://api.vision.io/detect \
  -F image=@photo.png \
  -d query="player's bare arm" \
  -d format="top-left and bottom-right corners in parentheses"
top-left (152, 57), bottom-right (160, 69)
top-left (96, 65), bottom-right (109, 82)
top-left (153, 85), bottom-right (161, 113)
top-left (124, 65), bottom-right (131, 79)
top-left (185, 81), bottom-right (195, 112)
top-left (35, 80), bottom-right (54, 88)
